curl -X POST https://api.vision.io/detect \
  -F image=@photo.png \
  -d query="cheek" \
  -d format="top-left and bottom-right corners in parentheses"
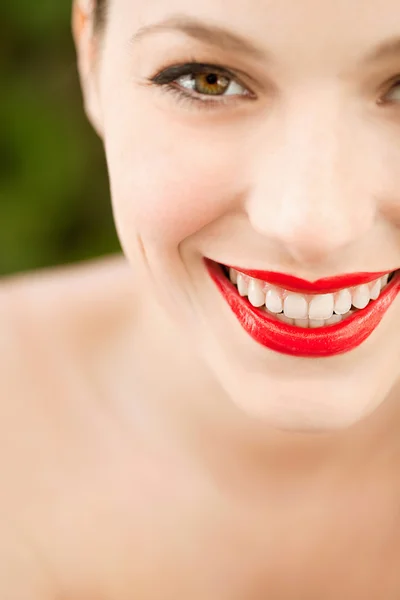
top-left (104, 107), bottom-right (246, 249)
top-left (377, 127), bottom-right (400, 225)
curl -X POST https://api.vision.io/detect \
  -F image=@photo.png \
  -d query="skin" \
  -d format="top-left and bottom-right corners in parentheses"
top-left (1, 0), bottom-right (400, 596)
top-left (82, 0), bottom-right (400, 431)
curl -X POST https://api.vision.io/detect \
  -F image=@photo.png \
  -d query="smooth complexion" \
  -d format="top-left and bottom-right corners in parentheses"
top-left (0, 1), bottom-right (397, 598)
top-left (75, 0), bottom-right (400, 431)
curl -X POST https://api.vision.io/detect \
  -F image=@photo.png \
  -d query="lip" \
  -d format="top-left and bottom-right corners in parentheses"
top-left (227, 266), bottom-right (393, 294)
top-left (204, 259), bottom-right (400, 358)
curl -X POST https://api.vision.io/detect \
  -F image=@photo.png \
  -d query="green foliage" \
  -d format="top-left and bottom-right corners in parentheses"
top-left (1, 2), bottom-right (120, 276)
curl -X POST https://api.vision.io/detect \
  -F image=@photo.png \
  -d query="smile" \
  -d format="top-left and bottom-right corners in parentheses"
top-left (204, 259), bottom-right (400, 358)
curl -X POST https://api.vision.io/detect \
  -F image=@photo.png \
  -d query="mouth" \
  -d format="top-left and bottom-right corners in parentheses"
top-left (204, 259), bottom-right (400, 358)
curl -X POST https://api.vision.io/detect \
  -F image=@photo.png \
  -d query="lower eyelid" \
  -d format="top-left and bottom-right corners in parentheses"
top-left (161, 83), bottom-right (242, 110)
top-left (148, 62), bottom-right (256, 103)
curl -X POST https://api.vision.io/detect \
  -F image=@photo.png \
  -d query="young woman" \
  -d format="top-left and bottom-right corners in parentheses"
top-left (1, 0), bottom-right (400, 597)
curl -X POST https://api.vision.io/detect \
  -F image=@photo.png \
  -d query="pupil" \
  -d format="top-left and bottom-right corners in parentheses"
top-left (206, 74), bottom-right (218, 85)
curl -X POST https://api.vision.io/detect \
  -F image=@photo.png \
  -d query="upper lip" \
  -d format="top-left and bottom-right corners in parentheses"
top-left (224, 264), bottom-right (395, 294)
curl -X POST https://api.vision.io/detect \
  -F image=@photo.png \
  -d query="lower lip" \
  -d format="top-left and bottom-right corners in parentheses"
top-left (205, 259), bottom-right (400, 358)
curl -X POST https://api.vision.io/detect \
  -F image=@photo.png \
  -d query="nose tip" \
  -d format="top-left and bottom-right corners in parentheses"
top-left (272, 220), bottom-right (355, 265)
top-left (244, 99), bottom-right (379, 266)
top-left (246, 195), bottom-right (376, 266)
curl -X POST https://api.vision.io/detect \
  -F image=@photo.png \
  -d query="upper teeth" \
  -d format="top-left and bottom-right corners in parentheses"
top-left (229, 268), bottom-right (390, 323)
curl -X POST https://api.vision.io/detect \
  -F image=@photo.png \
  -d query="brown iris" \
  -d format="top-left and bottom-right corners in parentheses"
top-left (193, 72), bottom-right (231, 96)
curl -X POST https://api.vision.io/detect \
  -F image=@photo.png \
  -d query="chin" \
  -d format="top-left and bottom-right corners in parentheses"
top-left (223, 379), bottom-right (380, 432)
top-left (197, 330), bottom-right (399, 433)
top-left (192, 260), bottom-right (400, 434)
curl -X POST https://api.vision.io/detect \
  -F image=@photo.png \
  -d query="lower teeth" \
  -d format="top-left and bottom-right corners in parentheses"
top-left (258, 306), bottom-right (354, 328)
top-left (220, 264), bottom-right (396, 328)
top-left (220, 264), bottom-right (360, 328)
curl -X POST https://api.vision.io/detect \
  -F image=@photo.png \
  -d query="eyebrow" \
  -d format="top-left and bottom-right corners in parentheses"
top-left (129, 14), bottom-right (270, 61)
top-left (130, 14), bottom-right (400, 68)
top-left (360, 36), bottom-right (400, 65)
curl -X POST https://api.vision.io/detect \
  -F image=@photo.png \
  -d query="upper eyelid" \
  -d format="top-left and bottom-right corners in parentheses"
top-left (150, 61), bottom-right (258, 90)
top-left (148, 61), bottom-right (400, 104)
top-left (385, 74), bottom-right (400, 89)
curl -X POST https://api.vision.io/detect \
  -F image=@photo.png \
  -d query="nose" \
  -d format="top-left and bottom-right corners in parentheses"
top-left (245, 99), bottom-right (377, 265)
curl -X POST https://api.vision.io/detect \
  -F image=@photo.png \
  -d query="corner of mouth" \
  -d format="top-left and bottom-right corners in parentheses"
top-left (213, 259), bottom-right (399, 324)
top-left (204, 258), bottom-right (400, 355)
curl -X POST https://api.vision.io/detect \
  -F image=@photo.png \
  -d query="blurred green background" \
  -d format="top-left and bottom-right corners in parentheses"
top-left (1, 2), bottom-right (121, 277)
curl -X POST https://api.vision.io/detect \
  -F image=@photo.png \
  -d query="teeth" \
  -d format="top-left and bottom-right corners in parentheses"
top-left (294, 318), bottom-right (309, 328)
top-left (325, 314), bottom-right (343, 326)
top-left (309, 319), bottom-right (326, 328)
top-left (369, 279), bottom-right (381, 301)
top-left (224, 265), bottom-right (394, 328)
top-left (276, 313), bottom-right (294, 325)
top-left (237, 273), bottom-right (249, 297)
top-left (308, 294), bottom-right (334, 320)
top-left (248, 279), bottom-right (266, 307)
top-left (265, 288), bottom-right (283, 314)
top-left (284, 293), bottom-right (308, 319)
top-left (352, 284), bottom-right (370, 309)
top-left (334, 289), bottom-right (352, 315)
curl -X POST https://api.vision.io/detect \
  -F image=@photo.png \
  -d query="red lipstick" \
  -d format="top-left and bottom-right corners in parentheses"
top-left (231, 267), bottom-right (391, 294)
top-left (205, 259), bottom-right (400, 358)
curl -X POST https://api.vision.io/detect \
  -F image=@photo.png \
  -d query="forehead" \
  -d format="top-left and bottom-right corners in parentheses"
top-left (108, 0), bottom-right (400, 75)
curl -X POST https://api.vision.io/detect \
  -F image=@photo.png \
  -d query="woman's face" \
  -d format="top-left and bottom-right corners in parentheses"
top-left (78, 0), bottom-right (400, 431)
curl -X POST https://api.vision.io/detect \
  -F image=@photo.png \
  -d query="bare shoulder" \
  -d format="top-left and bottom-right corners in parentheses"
top-left (0, 254), bottom-right (137, 382)
top-left (0, 257), bottom-right (145, 597)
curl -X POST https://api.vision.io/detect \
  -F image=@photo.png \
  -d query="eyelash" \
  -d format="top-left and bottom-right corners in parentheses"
top-left (382, 76), bottom-right (400, 105)
top-left (144, 60), bottom-right (254, 110)
top-left (143, 60), bottom-right (400, 112)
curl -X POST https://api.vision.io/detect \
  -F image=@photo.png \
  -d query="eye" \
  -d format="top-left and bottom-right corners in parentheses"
top-left (174, 69), bottom-right (248, 98)
top-left (380, 76), bottom-right (400, 104)
top-left (146, 61), bottom-right (254, 109)
top-left (385, 80), bottom-right (400, 102)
